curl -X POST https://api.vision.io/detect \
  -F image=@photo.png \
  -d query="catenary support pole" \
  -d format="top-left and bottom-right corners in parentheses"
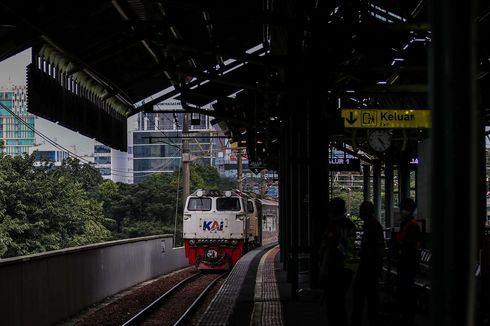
top-left (182, 112), bottom-right (190, 208)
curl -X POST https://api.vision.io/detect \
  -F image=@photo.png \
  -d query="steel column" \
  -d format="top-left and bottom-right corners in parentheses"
top-left (385, 158), bottom-right (394, 228)
top-left (398, 155), bottom-right (411, 201)
top-left (429, 0), bottom-right (482, 325)
top-left (373, 160), bottom-right (382, 224)
top-left (363, 164), bottom-right (371, 202)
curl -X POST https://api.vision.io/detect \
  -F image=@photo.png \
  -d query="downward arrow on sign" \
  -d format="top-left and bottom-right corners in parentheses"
top-left (346, 112), bottom-right (357, 125)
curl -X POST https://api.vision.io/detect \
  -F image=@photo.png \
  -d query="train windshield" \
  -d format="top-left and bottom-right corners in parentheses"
top-left (216, 197), bottom-right (241, 211)
top-left (187, 197), bottom-right (212, 211)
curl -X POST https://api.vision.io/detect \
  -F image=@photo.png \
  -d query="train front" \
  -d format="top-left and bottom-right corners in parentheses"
top-left (183, 189), bottom-right (247, 270)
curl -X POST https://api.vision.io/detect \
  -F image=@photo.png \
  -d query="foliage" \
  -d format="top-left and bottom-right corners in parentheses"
top-left (98, 173), bottom-right (182, 239)
top-left (0, 154), bottom-right (110, 258)
top-left (218, 177), bottom-right (238, 190)
top-left (130, 172), bottom-right (179, 222)
top-left (96, 163), bottom-right (230, 241)
top-left (334, 190), bottom-right (365, 216)
top-left (98, 180), bottom-right (126, 233)
top-left (54, 157), bottom-right (104, 195)
top-left (350, 214), bottom-right (364, 231)
top-left (0, 155), bottom-right (239, 258)
top-left (190, 163), bottom-right (237, 191)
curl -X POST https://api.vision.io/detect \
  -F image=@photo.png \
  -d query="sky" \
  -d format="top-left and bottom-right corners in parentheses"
top-left (0, 48), bottom-right (96, 156)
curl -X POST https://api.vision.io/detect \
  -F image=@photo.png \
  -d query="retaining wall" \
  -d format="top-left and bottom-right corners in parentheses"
top-left (0, 235), bottom-right (188, 326)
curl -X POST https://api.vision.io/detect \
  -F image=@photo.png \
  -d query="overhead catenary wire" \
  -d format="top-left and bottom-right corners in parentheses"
top-left (0, 102), bottom-right (91, 163)
top-left (143, 111), bottom-right (181, 150)
top-left (0, 101), bottom-right (136, 176)
top-left (1, 103), bottom-right (231, 179)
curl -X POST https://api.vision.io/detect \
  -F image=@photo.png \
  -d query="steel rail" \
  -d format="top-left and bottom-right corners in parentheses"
top-left (121, 272), bottom-right (202, 326)
top-left (173, 272), bottom-right (228, 326)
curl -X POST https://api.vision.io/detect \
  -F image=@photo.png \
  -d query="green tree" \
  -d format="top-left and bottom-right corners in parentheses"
top-left (189, 163), bottom-right (237, 191)
top-left (98, 180), bottom-right (126, 233)
top-left (54, 157), bottom-right (104, 195)
top-left (190, 164), bottom-right (220, 190)
top-left (137, 172), bottom-right (179, 223)
top-left (94, 162), bottom-right (243, 242)
top-left (218, 177), bottom-right (238, 190)
top-left (0, 154), bottom-right (110, 258)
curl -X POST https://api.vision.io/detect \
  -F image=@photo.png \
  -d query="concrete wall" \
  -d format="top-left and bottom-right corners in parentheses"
top-left (0, 235), bottom-right (188, 326)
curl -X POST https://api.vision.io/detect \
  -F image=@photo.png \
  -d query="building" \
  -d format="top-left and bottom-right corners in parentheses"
top-left (0, 82), bottom-right (130, 178)
top-left (129, 100), bottom-right (219, 183)
top-left (94, 143), bottom-right (111, 178)
top-left (28, 142), bottom-right (94, 167)
top-left (29, 142), bottom-right (69, 165)
top-left (94, 142), bottom-right (133, 183)
top-left (0, 85), bottom-right (35, 156)
top-left (214, 148), bottom-right (250, 179)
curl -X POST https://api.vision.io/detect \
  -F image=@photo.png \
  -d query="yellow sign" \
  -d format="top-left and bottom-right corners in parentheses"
top-left (341, 109), bottom-right (431, 128)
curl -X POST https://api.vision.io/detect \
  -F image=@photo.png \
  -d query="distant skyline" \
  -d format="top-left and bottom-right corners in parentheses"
top-left (0, 48), bottom-right (96, 156)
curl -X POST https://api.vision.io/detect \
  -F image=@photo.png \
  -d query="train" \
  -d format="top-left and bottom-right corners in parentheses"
top-left (183, 189), bottom-right (279, 270)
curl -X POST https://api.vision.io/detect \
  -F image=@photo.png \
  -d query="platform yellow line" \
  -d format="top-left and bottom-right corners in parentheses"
top-left (250, 245), bottom-right (282, 326)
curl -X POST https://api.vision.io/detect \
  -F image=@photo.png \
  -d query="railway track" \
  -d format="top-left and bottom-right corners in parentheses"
top-left (122, 271), bottom-right (227, 326)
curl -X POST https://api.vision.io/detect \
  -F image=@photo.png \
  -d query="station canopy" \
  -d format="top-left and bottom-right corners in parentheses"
top-left (0, 1), bottom-right (488, 165)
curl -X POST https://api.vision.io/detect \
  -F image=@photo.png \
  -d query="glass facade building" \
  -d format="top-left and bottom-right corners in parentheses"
top-left (33, 149), bottom-right (69, 162)
top-left (130, 101), bottom-right (218, 183)
top-left (93, 142), bottom-right (133, 183)
top-left (94, 143), bottom-right (112, 178)
top-left (0, 85), bottom-right (35, 156)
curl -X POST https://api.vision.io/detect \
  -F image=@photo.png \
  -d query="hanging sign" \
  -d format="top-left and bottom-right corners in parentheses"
top-left (341, 109), bottom-right (431, 128)
top-left (328, 157), bottom-right (361, 171)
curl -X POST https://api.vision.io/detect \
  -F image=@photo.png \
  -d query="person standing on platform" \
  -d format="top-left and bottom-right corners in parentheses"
top-left (351, 201), bottom-right (385, 326)
top-left (395, 198), bottom-right (421, 326)
top-left (319, 197), bottom-right (356, 326)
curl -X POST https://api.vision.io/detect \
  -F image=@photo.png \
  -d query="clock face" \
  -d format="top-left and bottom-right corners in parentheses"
top-left (368, 130), bottom-right (392, 152)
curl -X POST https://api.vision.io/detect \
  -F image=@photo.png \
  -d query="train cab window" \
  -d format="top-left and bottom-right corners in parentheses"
top-left (247, 201), bottom-right (255, 213)
top-left (187, 197), bottom-right (212, 211)
top-left (216, 197), bottom-right (241, 211)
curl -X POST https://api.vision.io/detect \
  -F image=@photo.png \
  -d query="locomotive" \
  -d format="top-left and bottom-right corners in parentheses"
top-left (183, 189), bottom-right (264, 270)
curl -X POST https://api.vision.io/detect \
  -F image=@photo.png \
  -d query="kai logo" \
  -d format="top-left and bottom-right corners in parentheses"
top-left (203, 220), bottom-right (224, 231)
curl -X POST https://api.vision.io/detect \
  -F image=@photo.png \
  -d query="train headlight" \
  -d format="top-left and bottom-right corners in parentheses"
top-left (236, 214), bottom-right (245, 221)
top-left (189, 239), bottom-right (195, 245)
top-left (231, 239), bottom-right (238, 246)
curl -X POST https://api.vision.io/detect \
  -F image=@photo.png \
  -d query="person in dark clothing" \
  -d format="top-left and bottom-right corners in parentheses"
top-left (351, 201), bottom-right (385, 326)
top-left (320, 197), bottom-right (356, 326)
top-left (396, 198), bottom-right (421, 326)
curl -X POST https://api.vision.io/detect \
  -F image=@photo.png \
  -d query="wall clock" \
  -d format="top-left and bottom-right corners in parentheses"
top-left (368, 130), bottom-right (392, 152)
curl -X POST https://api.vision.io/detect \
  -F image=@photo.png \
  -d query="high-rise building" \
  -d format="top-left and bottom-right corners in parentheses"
top-left (28, 142), bottom-right (95, 166)
top-left (29, 142), bottom-right (69, 165)
top-left (94, 143), bottom-right (111, 178)
top-left (129, 100), bottom-right (220, 183)
top-left (0, 85), bottom-right (35, 156)
top-left (94, 142), bottom-right (133, 183)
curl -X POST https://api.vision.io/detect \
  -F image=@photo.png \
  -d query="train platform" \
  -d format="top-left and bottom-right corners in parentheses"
top-left (198, 244), bottom-right (431, 326)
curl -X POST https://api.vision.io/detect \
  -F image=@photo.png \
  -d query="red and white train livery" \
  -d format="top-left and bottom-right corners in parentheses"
top-left (183, 189), bottom-right (260, 270)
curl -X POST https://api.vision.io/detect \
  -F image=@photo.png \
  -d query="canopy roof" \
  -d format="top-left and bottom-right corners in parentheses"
top-left (0, 1), bottom-right (488, 162)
